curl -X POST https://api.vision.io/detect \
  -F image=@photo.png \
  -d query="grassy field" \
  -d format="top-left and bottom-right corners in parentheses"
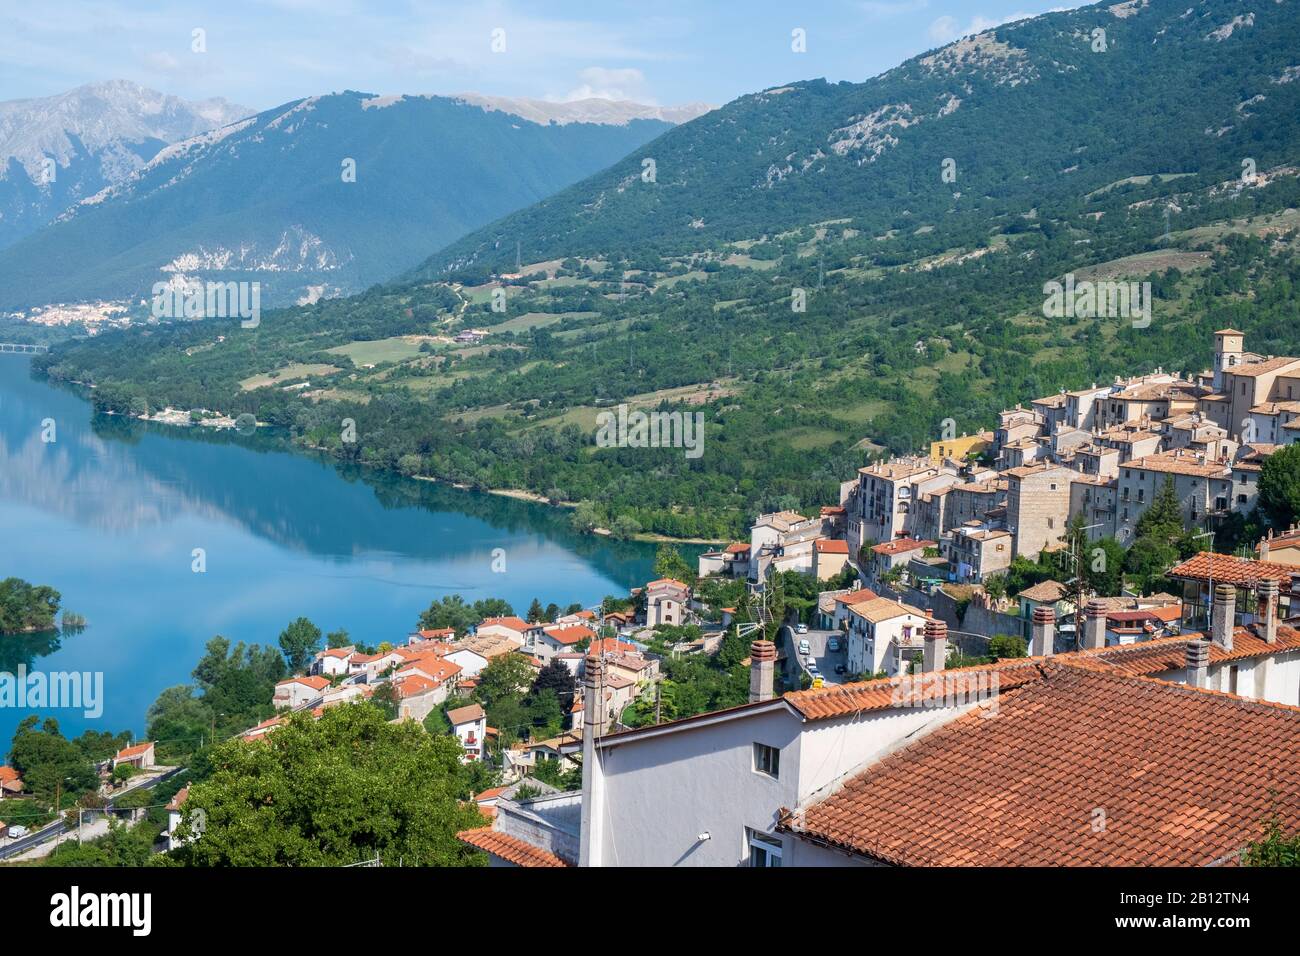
top-left (240, 363), bottom-right (342, 391)
top-left (325, 335), bottom-right (441, 366)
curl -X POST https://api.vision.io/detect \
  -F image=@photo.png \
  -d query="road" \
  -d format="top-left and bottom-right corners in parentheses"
top-left (0, 765), bottom-right (186, 860)
top-left (780, 624), bottom-right (850, 687)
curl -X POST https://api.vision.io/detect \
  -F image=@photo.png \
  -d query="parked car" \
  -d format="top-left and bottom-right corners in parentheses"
top-left (797, 639), bottom-right (811, 656)
top-left (827, 637), bottom-right (841, 652)
top-left (8, 824), bottom-right (28, 838)
top-left (796, 623), bottom-right (808, 634)
top-left (834, 664), bottom-right (847, 675)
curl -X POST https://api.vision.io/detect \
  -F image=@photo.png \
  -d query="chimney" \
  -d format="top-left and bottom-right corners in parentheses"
top-left (1257, 578), bottom-right (1279, 644)
top-left (579, 654), bottom-right (606, 867)
top-left (749, 640), bottom-right (776, 703)
top-left (1185, 639), bottom-right (1210, 689)
top-left (1083, 598), bottom-right (1108, 650)
top-left (1211, 582), bottom-right (1235, 651)
top-left (1259, 534), bottom-right (1270, 561)
top-left (923, 618), bottom-right (947, 673)
top-left (1031, 606), bottom-right (1055, 657)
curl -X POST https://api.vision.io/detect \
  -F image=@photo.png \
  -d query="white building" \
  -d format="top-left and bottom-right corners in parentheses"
top-left (448, 703), bottom-right (488, 763)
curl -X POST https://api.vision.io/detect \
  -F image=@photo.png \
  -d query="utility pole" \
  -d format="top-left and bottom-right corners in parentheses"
top-left (654, 682), bottom-right (661, 725)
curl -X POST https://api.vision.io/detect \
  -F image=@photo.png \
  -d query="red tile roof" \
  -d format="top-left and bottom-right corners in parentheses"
top-left (544, 624), bottom-right (597, 645)
top-left (870, 538), bottom-right (935, 556)
top-left (1080, 624), bottom-right (1300, 677)
top-left (479, 616), bottom-right (533, 633)
top-left (447, 703), bottom-right (486, 725)
top-left (457, 828), bottom-right (570, 867)
top-left (814, 539), bottom-right (849, 554)
top-left (779, 661), bottom-right (1300, 865)
top-left (1169, 551), bottom-right (1294, 586)
top-left (0, 766), bottom-right (23, 787)
top-left (115, 741), bottom-right (154, 760)
top-left (278, 675), bottom-right (330, 691)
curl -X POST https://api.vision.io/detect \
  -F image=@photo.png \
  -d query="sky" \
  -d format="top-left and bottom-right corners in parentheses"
top-left (0, 0), bottom-right (1084, 112)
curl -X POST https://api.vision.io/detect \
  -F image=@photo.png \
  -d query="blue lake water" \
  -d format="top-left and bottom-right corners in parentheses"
top-left (0, 353), bottom-right (690, 745)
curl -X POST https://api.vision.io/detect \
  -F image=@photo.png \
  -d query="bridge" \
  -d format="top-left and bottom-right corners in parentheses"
top-left (0, 343), bottom-right (50, 354)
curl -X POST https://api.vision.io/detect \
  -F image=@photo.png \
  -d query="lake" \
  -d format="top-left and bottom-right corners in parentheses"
top-left (0, 353), bottom-right (691, 745)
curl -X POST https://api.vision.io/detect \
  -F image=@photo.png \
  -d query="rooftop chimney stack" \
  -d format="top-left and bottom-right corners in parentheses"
top-left (1211, 583), bottom-right (1236, 651)
top-left (1185, 639), bottom-right (1210, 689)
top-left (1257, 578), bottom-right (1279, 644)
top-left (1031, 606), bottom-right (1055, 657)
top-left (923, 618), bottom-right (948, 673)
top-left (579, 654), bottom-right (606, 867)
top-left (1084, 598), bottom-right (1108, 650)
top-left (749, 640), bottom-right (776, 703)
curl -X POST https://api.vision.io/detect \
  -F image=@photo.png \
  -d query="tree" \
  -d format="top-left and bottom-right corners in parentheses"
top-left (531, 660), bottom-right (577, 724)
top-left (654, 545), bottom-right (695, 585)
top-left (326, 628), bottom-right (352, 649)
top-left (610, 515), bottom-right (642, 539)
top-left (1134, 476), bottom-right (1185, 541)
top-left (571, 500), bottom-right (600, 533)
top-left (171, 705), bottom-right (486, 866)
top-left (527, 598), bottom-right (545, 623)
top-left (278, 617), bottom-right (322, 673)
top-left (371, 681), bottom-right (401, 720)
top-left (474, 654), bottom-right (536, 711)
top-left (8, 717), bottom-right (98, 803)
top-left (418, 595), bottom-right (478, 634)
top-left (1244, 814), bottom-right (1300, 867)
top-left (1259, 444), bottom-right (1300, 529)
top-left (988, 634), bottom-right (1027, 660)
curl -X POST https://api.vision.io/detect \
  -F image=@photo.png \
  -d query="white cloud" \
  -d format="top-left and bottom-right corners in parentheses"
top-left (560, 67), bottom-right (653, 103)
top-left (928, 11), bottom-right (1035, 44)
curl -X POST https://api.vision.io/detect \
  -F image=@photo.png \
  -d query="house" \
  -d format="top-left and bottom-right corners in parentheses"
top-left (843, 598), bottom-right (929, 676)
top-left (645, 579), bottom-right (691, 628)
top-left (812, 538), bottom-right (850, 580)
top-left (459, 790), bottom-right (580, 867)
top-left (477, 616), bottom-right (540, 645)
top-left (455, 632), bottom-right (524, 666)
top-left (748, 511), bottom-right (825, 580)
top-left (604, 651), bottom-right (659, 689)
top-left (273, 675), bottom-right (331, 709)
top-left (532, 624), bottom-right (597, 662)
top-left (1016, 580), bottom-right (1075, 625)
top-left (0, 765), bottom-right (25, 799)
top-left (866, 538), bottom-right (934, 585)
top-left (311, 646), bottom-right (355, 677)
top-left (165, 785), bottom-right (190, 851)
top-left (443, 645), bottom-right (491, 680)
top-left (411, 627), bottom-right (457, 643)
top-left (928, 431), bottom-right (993, 464)
top-left (113, 741), bottom-right (156, 771)
top-left (347, 649), bottom-right (404, 682)
top-left (1168, 551), bottom-right (1295, 632)
top-left (1115, 450), bottom-right (1233, 542)
top-left (448, 703), bottom-right (488, 762)
top-left (567, 600), bottom-right (1300, 867)
top-left (1258, 526), bottom-right (1300, 568)
top-left (241, 716), bottom-right (285, 741)
top-left (1002, 463), bottom-right (1074, 558)
top-left (942, 525), bottom-right (1012, 582)
top-left (698, 542), bottom-right (751, 578)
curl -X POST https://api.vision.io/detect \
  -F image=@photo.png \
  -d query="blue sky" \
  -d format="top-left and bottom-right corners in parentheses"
top-left (1, 0), bottom-right (1084, 111)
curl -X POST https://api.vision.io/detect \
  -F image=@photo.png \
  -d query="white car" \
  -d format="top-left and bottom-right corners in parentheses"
top-left (797, 639), bottom-right (811, 656)
top-left (8, 824), bottom-right (28, 838)
top-left (796, 623), bottom-right (808, 634)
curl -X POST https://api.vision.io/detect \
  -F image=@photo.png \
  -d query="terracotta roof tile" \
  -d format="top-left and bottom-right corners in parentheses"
top-left (1169, 551), bottom-right (1294, 586)
top-left (457, 828), bottom-right (571, 867)
top-left (779, 661), bottom-right (1300, 866)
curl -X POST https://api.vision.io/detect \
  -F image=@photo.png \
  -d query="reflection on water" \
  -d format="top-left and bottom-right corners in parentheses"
top-left (0, 354), bottom-right (700, 742)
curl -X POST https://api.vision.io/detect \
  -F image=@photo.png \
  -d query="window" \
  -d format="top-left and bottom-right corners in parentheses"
top-left (753, 742), bottom-right (780, 779)
top-left (747, 830), bottom-right (783, 867)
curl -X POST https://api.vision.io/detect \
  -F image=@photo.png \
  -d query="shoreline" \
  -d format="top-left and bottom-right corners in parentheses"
top-left (34, 365), bottom-right (730, 547)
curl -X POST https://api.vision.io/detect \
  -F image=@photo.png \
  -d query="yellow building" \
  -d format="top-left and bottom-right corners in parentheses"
top-left (929, 431), bottom-right (993, 464)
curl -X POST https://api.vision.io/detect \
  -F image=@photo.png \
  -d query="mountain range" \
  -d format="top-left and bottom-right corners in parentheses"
top-left (32, 0), bottom-right (1300, 539)
top-left (0, 88), bottom-right (706, 313)
top-left (413, 0), bottom-right (1300, 279)
top-left (0, 80), bottom-right (251, 252)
